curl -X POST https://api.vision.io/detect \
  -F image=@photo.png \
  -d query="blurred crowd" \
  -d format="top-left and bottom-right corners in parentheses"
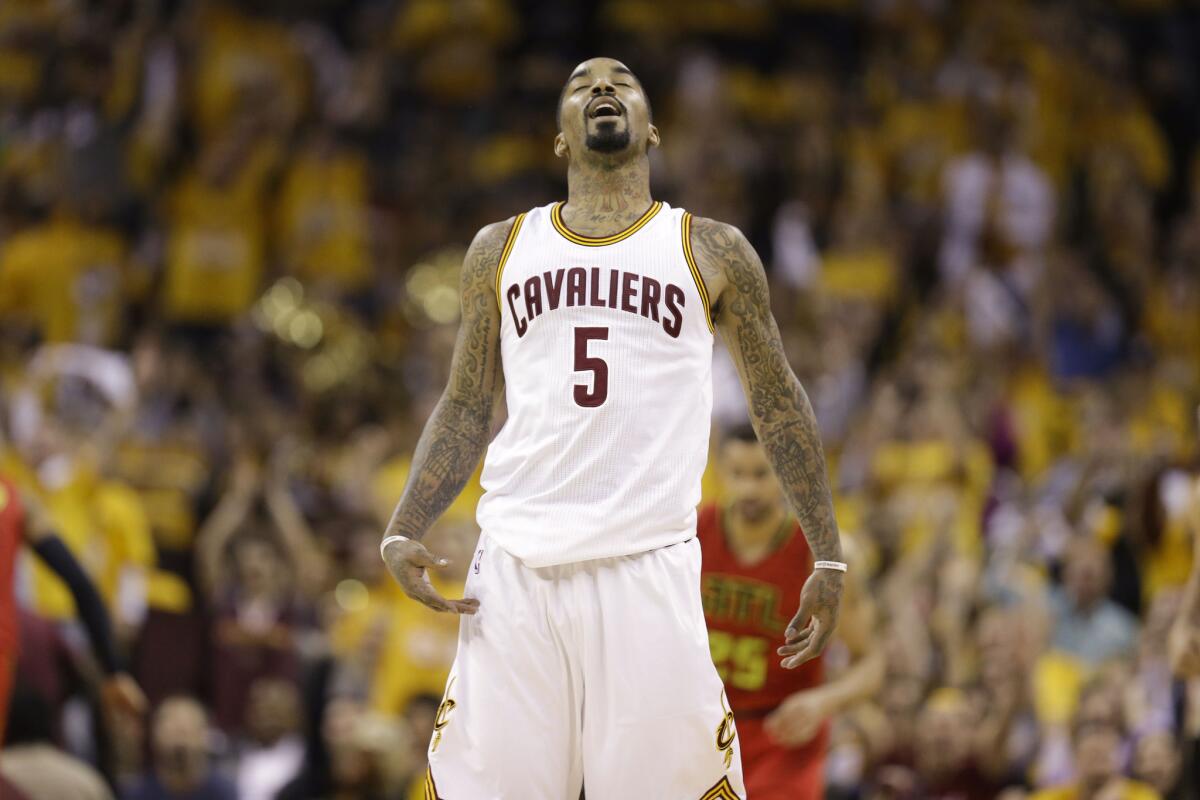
top-left (1, 0), bottom-right (1199, 798)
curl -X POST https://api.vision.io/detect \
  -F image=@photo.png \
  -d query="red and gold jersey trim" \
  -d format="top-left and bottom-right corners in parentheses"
top-left (550, 200), bottom-right (662, 246)
top-left (681, 212), bottom-right (715, 333)
top-left (494, 213), bottom-right (527, 311)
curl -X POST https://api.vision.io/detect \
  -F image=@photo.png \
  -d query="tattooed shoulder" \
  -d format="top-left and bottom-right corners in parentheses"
top-left (688, 216), bottom-right (767, 321)
top-left (462, 217), bottom-right (518, 295)
top-left (689, 216), bottom-right (773, 327)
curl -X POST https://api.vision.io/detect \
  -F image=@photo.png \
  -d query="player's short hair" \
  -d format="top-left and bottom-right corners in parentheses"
top-left (720, 423), bottom-right (759, 446)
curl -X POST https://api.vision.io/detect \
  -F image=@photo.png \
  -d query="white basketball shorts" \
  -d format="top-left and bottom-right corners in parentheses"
top-left (422, 533), bottom-right (745, 799)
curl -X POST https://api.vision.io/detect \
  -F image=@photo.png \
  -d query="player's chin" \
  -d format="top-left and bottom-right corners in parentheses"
top-left (584, 124), bottom-right (633, 154)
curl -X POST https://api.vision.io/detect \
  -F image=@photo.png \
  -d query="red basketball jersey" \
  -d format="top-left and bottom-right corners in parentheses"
top-left (698, 503), bottom-right (827, 752)
top-left (0, 476), bottom-right (25, 653)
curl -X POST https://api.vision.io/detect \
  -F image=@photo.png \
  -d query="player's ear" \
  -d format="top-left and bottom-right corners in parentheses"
top-left (648, 124), bottom-right (661, 149)
top-left (554, 132), bottom-right (568, 159)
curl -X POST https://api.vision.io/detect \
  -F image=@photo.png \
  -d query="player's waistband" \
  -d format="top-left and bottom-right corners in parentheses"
top-left (480, 527), bottom-right (696, 570)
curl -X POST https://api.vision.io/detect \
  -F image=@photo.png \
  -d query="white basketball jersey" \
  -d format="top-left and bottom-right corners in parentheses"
top-left (476, 201), bottom-right (714, 567)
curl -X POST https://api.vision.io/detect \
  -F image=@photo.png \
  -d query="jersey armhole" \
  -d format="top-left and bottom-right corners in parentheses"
top-left (493, 212), bottom-right (527, 311)
top-left (681, 212), bottom-right (715, 333)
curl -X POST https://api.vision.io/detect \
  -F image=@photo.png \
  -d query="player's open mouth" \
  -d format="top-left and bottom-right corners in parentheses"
top-left (587, 98), bottom-right (623, 119)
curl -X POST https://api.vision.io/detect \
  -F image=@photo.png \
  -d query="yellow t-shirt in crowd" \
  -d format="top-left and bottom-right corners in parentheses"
top-left (275, 148), bottom-right (372, 292)
top-left (0, 218), bottom-right (126, 345)
top-left (1088, 103), bottom-right (1170, 190)
top-left (1030, 780), bottom-right (1160, 800)
top-left (1006, 366), bottom-right (1077, 480)
top-left (820, 248), bottom-right (898, 303)
top-left (1144, 281), bottom-right (1200, 368)
top-left (0, 0), bottom-right (69, 102)
top-left (190, 5), bottom-right (305, 140)
top-left (162, 144), bottom-right (280, 323)
top-left (1, 455), bottom-right (155, 622)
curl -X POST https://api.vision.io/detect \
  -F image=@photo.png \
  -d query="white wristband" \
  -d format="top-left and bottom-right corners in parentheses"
top-left (380, 535), bottom-right (410, 561)
top-left (814, 560), bottom-right (848, 572)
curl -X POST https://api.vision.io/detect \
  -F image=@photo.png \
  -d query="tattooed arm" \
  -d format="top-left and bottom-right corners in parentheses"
top-left (380, 219), bottom-right (512, 614)
top-left (691, 216), bottom-right (844, 667)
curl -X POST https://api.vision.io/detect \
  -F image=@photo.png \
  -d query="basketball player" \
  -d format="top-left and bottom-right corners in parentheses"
top-left (700, 425), bottom-right (884, 799)
top-left (0, 477), bottom-right (146, 743)
top-left (379, 57), bottom-right (845, 799)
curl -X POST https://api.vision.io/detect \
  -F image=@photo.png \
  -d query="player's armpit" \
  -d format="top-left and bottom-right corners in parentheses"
top-left (689, 216), bottom-right (843, 662)
top-left (382, 219), bottom-right (512, 548)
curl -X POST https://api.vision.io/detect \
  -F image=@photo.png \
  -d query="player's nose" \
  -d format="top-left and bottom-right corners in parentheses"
top-left (590, 77), bottom-right (616, 95)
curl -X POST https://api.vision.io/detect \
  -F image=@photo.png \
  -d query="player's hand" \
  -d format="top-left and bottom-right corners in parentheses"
top-left (763, 688), bottom-right (834, 747)
top-left (102, 672), bottom-right (148, 719)
top-left (778, 568), bottom-right (842, 668)
top-left (381, 537), bottom-right (479, 615)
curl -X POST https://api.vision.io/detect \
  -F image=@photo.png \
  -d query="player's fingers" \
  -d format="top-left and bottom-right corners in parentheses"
top-left (402, 578), bottom-right (456, 612)
top-left (777, 628), bottom-right (814, 655)
top-left (783, 623), bottom-right (813, 646)
top-left (448, 598), bottom-right (480, 615)
top-left (785, 603), bottom-right (813, 642)
top-left (782, 620), bottom-right (825, 668)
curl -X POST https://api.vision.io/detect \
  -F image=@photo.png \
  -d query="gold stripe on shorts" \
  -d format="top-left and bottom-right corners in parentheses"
top-left (699, 775), bottom-right (741, 800)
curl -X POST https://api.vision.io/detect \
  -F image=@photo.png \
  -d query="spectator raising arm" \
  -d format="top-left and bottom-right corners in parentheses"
top-left (195, 455), bottom-right (260, 599)
top-left (19, 490), bottom-right (146, 719)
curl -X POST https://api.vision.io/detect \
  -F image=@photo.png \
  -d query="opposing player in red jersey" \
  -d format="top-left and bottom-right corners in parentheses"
top-left (700, 425), bottom-right (884, 799)
top-left (0, 475), bottom-right (145, 743)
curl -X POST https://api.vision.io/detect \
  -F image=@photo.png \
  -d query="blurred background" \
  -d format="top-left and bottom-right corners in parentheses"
top-left (0, 0), bottom-right (1198, 798)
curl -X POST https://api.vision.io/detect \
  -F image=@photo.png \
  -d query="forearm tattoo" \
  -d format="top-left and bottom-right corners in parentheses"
top-left (384, 220), bottom-right (511, 542)
top-left (692, 217), bottom-right (842, 564)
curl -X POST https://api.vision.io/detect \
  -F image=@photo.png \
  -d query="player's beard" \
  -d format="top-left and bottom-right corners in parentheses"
top-left (585, 122), bottom-right (632, 154)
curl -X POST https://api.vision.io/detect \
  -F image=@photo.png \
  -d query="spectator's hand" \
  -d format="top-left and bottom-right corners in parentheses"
top-left (381, 537), bottom-right (479, 615)
top-left (17, 488), bottom-right (55, 543)
top-left (102, 672), bottom-right (148, 719)
top-left (764, 687), bottom-right (835, 747)
top-left (1169, 619), bottom-right (1200, 677)
top-left (231, 453), bottom-right (262, 496)
top-left (779, 569), bottom-right (843, 667)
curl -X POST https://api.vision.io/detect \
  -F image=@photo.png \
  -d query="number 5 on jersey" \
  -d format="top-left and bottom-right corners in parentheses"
top-left (573, 326), bottom-right (608, 408)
